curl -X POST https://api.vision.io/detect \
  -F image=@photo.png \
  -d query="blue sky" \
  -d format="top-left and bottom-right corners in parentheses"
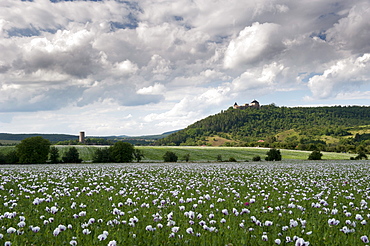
top-left (1, 0), bottom-right (370, 136)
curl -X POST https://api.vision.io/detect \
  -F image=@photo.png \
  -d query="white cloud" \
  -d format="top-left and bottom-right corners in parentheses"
top-left (224, 22), bottom-right (284, 69)
top-left (326, 2), bottom-right (370, 53)
top-left (307, 54), bottom-right (370, 99)
top-left (0, 0), bottom-right (370, 135)
top-left (137, 83), bottom-right (166, 95)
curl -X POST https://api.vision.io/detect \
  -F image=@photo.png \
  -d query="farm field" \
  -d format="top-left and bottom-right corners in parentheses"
top-left (0, 146), bottom-right (357, 163)
top-left (0, 161), bottom-right (369, 245)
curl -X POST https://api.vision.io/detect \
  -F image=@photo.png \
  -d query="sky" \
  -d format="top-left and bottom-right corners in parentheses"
top-left (1, 0), bottom-right (370, 136)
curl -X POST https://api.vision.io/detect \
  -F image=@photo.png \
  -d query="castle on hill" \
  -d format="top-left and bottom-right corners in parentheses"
top-left (233, 100), bottom-right (260, 109)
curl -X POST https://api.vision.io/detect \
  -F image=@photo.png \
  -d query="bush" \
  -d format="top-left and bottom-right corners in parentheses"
top-left (92, 148), bottom-right (111, 163)
top-left (62, 147), bottom-right (82, 163)
top-left (183, 153), bottom-right (190, 162)
top-left (110, 142), bottom-right (135, 163)
top-left (216, 154), bottom-right (222, 162)
top-left (308, 150), bottom-right (323, 160)
top-left (49, 146), bottom-right (60, 163)
top-left (355, 151), bottom-right (368, 160)
top-left (16, 136), bottom-right (51, 164)
top-left (265, 148), bottom-right (282, 161)
top-left (228, 157), bottom-right (237, 162)
top-left (252, 155), bottom-right (261, 161)
top-left (133, 149), bottom-right (145, 162)
top-left (163, 151), bottom-right (178, 162)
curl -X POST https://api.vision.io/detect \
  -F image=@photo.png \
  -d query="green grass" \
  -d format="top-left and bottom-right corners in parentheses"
top-left (136, 146), bottom-right (354, 162)
top-left (0, 145), bottom-right (356, 163)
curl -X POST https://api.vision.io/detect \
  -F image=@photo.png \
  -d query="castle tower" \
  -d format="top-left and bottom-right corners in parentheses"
top-left (79, 131), bottom-right (85, 143)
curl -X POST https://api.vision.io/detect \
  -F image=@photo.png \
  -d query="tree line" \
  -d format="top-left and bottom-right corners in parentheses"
top-left (155, 105), bottom-right (370, 154)
top-left (0, 136), bottom-right (143, 164)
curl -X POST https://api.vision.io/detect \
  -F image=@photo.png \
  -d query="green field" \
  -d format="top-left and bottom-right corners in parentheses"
top-left (0, 145), bottom-right (356, 163)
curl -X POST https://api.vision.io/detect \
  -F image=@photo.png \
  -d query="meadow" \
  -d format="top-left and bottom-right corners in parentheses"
top-left (0, 146), bottom-right (356, 163)
top-left (0, 161), bottom-right (369, 245)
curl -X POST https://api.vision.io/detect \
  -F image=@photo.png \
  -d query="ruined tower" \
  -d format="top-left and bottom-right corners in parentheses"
top-left (79, 131), bottom-right (85, 143)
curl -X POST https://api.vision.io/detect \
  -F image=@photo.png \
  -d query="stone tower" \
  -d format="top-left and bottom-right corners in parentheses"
top-left (79, 131), bottom-right (85, 143)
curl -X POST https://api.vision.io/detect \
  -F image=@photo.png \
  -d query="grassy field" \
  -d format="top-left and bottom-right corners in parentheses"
top-left (136, 146), bottom-right (356, 162)
top-left (0, 145), bottom-right (356, 162)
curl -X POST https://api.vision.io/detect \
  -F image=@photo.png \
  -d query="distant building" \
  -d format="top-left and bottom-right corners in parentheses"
top-left (79, 131), bottom-right (85, 143)
top-left (233, 100), bottom-right (260, 109)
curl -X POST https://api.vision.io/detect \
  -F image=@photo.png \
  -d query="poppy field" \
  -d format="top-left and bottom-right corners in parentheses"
top-left (0, 161), bottom-right (369, 245)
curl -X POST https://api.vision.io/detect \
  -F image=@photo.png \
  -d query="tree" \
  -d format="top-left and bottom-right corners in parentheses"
top-left (216, 154), bottom-right (223, 162)
top-left (49, 146), bottom-right (60, 163)
top-left (109, 142), bottom-right (135, 163)
top-left (163, 151), bottom-right (178, 162)
top-left (252, 155), bottom-right (261, 161)
top-left (355, 151), bottom-right (368, 160)
top-left (92, 148), bottom-right (111, 163)
top-left (133, 149), bottom-right (145, 162)
top-left (62, 147), bottom-right (82, 163)
top-left (0, 152), bottom-right (5, 164)
top-left (16, 136), bottom-right (51, 164)
top-left (265, 148), bottom-right (282, 161)
top-left (308, 150), bottom-right (323, 160)
top-left (5, 150), bottom-right (19, 164)
top-left (183, 153), bottom-right (190, 162)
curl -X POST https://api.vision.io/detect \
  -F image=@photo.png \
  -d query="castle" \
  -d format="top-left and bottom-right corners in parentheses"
top-left (233, 100), bottom-right (260, 109)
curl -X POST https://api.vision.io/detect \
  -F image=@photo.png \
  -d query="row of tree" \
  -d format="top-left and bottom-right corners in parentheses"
top-left (155, 105), bottom-right (370, 154)
top-left (0, 137), bottom-right (141, 164)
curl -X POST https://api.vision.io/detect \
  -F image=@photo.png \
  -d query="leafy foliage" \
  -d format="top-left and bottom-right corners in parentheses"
top-left (62, 147), bottom-right (82, 163)
top-left (308, 150), bottom-right (323, 160)
top-left (16, 136), bottom-right (51, 164)
top-left (163, 151), bottom-right (178, 162)
top-left (354, 152), bottom-right (368, 160)
top-left (92, 142), bottom-right (135, 163)
top-left (155, 105), bottom-right (370, 153)
top-left (133, 149), bottom-right (145, 162)
top-left (265, 148), bottom-right (282, 161)
top-left (49, 146), bottom-right (60, 163)
top-left (92, 148), bottom-right (111, 163)
top-left (110, 142), bottom-right (135, 163)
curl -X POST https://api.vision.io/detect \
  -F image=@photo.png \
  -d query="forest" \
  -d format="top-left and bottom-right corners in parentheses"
top-left (155, 104), bottom-right (370, 154)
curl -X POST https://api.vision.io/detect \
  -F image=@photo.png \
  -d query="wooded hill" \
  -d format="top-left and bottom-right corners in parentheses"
top-left (155, 104), bottom-right (370, 153)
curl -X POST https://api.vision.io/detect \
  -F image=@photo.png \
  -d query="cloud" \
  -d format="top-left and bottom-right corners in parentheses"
top-left (326, 2), bottom-right (370, 53)
top-left (224, 22), bottom-right (284, 69)
top-left (137, 83), bottom-right (166, 95)
top-left (0, 0), bottom-right (370, 135)
top-left (307, 53), bottom-right (370, 99)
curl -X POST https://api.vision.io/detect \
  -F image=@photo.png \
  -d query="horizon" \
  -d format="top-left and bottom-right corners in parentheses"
top-left (1, 0), bottom-right (370, 136)
top-left (2, 103), bottom-right (370, 137)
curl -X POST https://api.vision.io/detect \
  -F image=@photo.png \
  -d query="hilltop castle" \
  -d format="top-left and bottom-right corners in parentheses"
top-left (233, 100), bottom-right (260, 109)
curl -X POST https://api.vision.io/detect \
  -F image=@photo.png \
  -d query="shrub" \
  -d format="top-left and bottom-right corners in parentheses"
top-left (163, 151), bottom-right (178, 162)
top-left (109, 142), bottom-right (135, 163)
top-left (92, 148), bottom-right (111, 163)
top-left (265, 148), bottom-right (282, 161)
top-left (49, 146), bottom-right (60, 163)
top-left (355, 151), bottom-right (368, 160)
top-left (228, 157), bottom-right (237, 162)
top-left (133, 149), bottom-right (145, 162)
top-left (252, 155), bottom-right (261, 161)
top-left (16, 136), bottom-right (51, 164)
top-left (216, 154), bottom-right (222, 162)
top-left (308, 150), bottom-right (323, 160)
top-left (62, 147), bottom-right (82, 163)
top-left (183, 153), bottom-right (190, 162)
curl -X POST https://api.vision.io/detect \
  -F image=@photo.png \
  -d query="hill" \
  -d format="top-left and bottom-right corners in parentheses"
top-left (155, 104), bottom-right (370, 153)
top-left (0, 131), bottom-right (177, 145)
